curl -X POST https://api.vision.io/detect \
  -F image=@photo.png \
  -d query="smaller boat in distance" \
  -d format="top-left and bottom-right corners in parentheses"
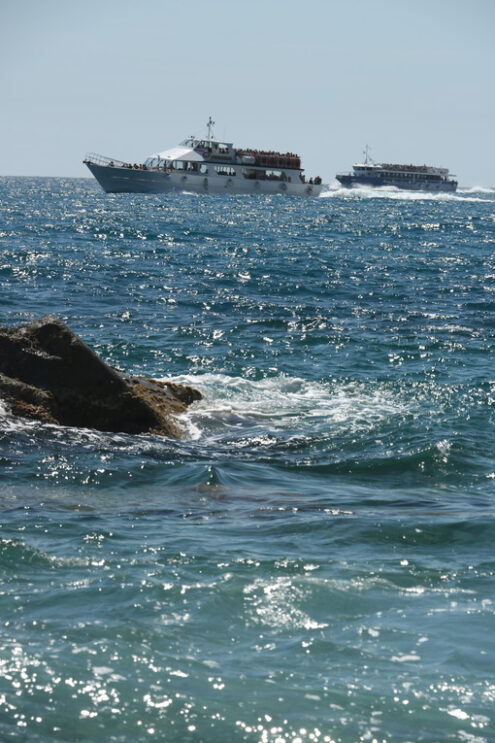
top-left (84, 117), bottom-right (324, 197)
top-left (336, 146), bottom-right (457, 193)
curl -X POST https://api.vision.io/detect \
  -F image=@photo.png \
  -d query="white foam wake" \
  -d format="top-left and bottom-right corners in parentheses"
top-left (459, 185), bottom-right (495, 194)
top-left (319, 184), bottom-right (492, 203)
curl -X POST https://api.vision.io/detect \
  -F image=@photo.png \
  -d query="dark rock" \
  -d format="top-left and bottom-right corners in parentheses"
top-left (0, 316), bottom-right (201, 437)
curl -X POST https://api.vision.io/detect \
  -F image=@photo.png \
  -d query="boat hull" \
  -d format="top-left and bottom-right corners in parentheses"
top-left (86, 163), bottom-right (323, 197)
top-left (336, 174), bottom-right (457, 193)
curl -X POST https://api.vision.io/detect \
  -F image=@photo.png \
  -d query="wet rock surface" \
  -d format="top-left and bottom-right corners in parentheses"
top-left (0, 316), bottom-right (201, 437)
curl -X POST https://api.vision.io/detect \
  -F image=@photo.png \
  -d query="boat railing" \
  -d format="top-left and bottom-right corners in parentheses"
top-left (83, 152), bottom-right (128, 168)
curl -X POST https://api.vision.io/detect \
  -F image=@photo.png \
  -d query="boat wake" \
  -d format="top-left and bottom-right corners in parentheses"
top-left (320, 183), bottom-right (493, 203)
top-left (458, 185), bottom-right (495, 194)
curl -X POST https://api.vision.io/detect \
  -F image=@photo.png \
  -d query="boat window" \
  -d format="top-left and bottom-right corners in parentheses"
top-left (242, 168), bottom-right (266, 180)
top-left (265, 170), bottom-right (285, 181)
top-left (172, 160), bottom-right (206, 173)
top-left (215, 165), bottom-right (236, 176)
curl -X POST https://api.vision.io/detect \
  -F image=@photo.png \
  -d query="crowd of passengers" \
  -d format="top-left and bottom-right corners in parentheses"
top-left (108, 161), bottom-right (149, 169)
top-left (236, 149), bottom-right (299, 158)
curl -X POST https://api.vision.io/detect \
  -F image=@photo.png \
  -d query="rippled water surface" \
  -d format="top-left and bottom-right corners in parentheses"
top-left (1, 178), bottom-right (495, 742)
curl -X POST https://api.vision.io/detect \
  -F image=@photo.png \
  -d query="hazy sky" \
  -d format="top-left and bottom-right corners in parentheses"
top-left (1, 0), bottom-right (494, 186)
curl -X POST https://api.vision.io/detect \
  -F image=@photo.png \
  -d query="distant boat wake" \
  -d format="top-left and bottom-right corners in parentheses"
top-left (319, 183), bottom-right (494, 202)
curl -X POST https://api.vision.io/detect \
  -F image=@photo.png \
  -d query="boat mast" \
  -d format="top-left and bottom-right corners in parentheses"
top-left (206, 116), bottom-right (215, 144)
top-left (363, 144), bottom-right (371, 164)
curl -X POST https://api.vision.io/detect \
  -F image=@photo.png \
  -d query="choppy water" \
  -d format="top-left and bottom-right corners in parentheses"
top-left (1, 177), bottom-right (495, 742)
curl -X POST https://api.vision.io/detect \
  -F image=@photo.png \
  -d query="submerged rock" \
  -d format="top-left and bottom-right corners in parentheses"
top-left (0, 316), bottom-right (201, 437)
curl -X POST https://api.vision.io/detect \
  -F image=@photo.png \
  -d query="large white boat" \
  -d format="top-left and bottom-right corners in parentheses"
top-left (84, 118), bottom-right (324, 197)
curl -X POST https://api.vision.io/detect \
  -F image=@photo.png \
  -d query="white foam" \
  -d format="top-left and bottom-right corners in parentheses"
top-left (166, 373), bottom-right (407, 441)
top-left (319, 184), bottom-right (492, 203)
top-left (0, 399), bottom-right (34, 434)
top-left (459, 185), bottom-right (495, 194)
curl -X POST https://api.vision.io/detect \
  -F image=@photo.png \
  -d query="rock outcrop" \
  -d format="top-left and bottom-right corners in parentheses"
top-left (0, 316), bottom-right (201, 437)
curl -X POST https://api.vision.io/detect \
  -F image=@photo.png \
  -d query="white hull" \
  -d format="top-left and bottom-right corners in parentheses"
top-left (86, 163), bottom-right (323, 197)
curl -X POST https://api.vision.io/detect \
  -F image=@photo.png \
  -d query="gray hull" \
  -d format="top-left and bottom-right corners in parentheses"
top-left (86, 163), bottom-right (176, 194)
top-left (85, 162), bottom-right (323, 197)
top-left (336, 174), bottom-right (457, 193)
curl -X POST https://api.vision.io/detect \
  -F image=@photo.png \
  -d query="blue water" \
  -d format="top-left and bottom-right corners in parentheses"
top-left (1, 177), bottom-right (495, 742)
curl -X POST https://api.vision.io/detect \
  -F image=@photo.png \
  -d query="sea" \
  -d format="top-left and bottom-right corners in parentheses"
top-left (1, 177), bottom-right (494, 743)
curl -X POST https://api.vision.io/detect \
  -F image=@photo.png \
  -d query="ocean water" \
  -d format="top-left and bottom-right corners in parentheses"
top-left (1, 177), bottom-right (494, 743)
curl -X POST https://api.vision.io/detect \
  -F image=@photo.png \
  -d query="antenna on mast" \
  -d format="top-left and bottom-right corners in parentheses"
top-left (363, 144), bottom-right (372, 164)
top-left (206, 116), bottom-right (215, 142)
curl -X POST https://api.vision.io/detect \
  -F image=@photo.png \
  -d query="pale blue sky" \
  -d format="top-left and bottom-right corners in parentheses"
top-left (1, 0), bottom-right (494, 186)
